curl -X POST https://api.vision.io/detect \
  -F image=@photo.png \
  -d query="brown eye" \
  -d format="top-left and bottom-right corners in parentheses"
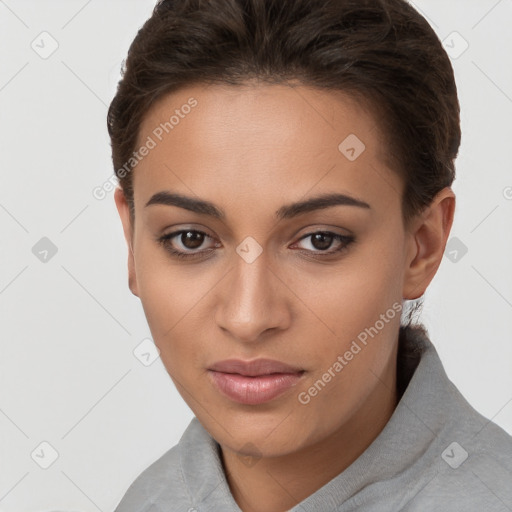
top-left (293, 231), bottom-right (355, 258)
top-left (157, 229), bottom-right (219, 260)
top-left (180, 231), bottom-right (206, 250)
top-left (310, 232), bottom-right (335, 251)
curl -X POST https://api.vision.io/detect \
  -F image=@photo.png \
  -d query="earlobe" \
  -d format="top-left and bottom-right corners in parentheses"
top-left (402, 187), bottom-right (456, 300)
top-left (114, 187), bottom-right (139, 298)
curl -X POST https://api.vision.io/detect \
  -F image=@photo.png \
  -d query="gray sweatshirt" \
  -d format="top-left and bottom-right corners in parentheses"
top-left (114, 326), bottom-right (512, 511)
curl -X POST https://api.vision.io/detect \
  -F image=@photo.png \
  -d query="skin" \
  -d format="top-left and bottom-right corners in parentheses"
top-left (114, 82), bottom-right (455, 512)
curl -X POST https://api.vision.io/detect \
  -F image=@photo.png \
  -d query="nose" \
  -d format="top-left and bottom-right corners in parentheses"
top-left (214, 251), bottom-right (292, 343)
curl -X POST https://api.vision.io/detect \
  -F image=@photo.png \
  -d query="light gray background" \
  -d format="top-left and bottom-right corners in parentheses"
top-left (0, 1), bottom-right (511, 511)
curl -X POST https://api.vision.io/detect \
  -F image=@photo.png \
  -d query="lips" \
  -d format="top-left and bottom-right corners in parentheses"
top-left (208, 358), bottom-right (304, 377)
top-left (207, 358), bottom-right (305, 405)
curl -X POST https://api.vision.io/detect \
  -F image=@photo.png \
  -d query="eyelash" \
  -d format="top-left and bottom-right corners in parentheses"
top-left (156, 229), bottom-right (355, 261)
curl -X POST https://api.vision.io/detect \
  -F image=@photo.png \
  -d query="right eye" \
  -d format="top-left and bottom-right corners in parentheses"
top-left (157, 229), bottom-right (221, 260)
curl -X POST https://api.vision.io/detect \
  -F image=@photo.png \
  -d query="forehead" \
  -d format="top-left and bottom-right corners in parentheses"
top-left (133, 82), bottom-right (403, 219)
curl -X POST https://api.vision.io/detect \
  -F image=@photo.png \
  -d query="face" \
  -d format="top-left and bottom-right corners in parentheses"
top-left (115, 82), bottom-right (423, 458)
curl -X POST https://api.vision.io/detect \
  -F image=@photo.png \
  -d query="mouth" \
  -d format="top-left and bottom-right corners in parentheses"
top-left (207, 358), bottom-right (305, 405)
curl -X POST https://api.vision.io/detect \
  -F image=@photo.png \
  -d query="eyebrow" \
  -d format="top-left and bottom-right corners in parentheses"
top-left (145, 191), bottom-right (371, 220)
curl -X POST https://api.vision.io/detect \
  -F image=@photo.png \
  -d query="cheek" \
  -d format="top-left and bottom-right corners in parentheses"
top-left (292, 265), bottom-right (402, 441)
top-left (133, 240), bottom-right (232, 378)
top-left (293, 233), bottom-right (404, 399)
top-left (295, 235), bottom-right (403, 342)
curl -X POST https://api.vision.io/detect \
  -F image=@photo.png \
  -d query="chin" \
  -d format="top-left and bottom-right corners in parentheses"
top-left (203, 408), bottom-right (311, 454)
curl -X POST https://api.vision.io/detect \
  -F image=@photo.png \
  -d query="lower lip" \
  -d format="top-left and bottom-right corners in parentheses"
top-left (208, 370), bottom-right (304, 405)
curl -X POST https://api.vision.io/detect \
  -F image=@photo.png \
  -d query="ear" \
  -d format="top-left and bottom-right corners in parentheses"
top-left (402, 186), bottom-right (456, 300)
top-left (114, 187), bottom-right (139, 298)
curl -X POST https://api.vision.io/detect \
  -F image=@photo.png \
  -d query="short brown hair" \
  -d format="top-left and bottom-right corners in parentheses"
top-left (107, 0), bottom-right (461, 227)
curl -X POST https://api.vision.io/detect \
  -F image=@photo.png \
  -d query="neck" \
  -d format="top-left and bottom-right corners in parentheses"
top-left (220, 349), bottom-right (399, 512)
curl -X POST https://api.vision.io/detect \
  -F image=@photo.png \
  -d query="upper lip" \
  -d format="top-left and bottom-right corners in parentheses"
top-left (208, 358), bottom-right (304, 376)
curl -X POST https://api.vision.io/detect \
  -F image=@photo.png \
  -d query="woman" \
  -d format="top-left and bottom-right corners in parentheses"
top-left (108, 0), bottom-right (512, 510)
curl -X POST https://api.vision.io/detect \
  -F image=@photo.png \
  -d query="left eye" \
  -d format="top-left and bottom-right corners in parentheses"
top-left (293, 232), bottom-right (354, 255)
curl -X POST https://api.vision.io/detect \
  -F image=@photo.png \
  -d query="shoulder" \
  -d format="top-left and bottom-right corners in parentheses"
top-left (395, 326), bottom-right (512, 510)
top-left (414, 369), bottom-right (512, 509)
top-left (112, 417), bottom-right (235, 511)
top-left (113, 440), bottom-right (190, 511)
top-left (393, 394), bottom-right (512, 511)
